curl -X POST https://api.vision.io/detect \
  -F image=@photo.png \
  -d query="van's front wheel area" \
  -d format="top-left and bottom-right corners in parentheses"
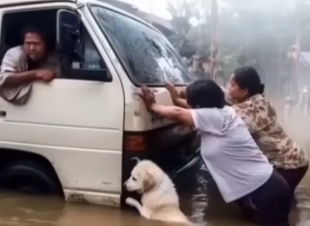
top-left (0, 160), bottom-right (61, 195)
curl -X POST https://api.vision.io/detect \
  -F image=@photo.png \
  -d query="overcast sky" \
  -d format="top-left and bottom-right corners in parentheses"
top-left (119, 0), bottom-right (228, 20)
top-left (120, 0), bottom-right (173, 19)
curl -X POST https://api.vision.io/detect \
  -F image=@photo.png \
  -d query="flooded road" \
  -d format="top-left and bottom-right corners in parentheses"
top-left (0, 165), bottom-right (258, 226)
top-left (0, 112), bottom-right (310, 226)
top-left (0, 162), bottom-right (309, 226)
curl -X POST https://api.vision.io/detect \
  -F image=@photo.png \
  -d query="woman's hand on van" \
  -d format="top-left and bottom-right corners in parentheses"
top-left (35, 69), bottom-right (56, 82)
top-left (138, 86), bottom-right (156, 111)
top-left (166, 83), bottom-right (180, 103)
top-left (167, 83), bottom-right (189, 108)
top-left (180, 87), bottom-right (187, 98)
top-left (167, 83), bottom-right (187, 100)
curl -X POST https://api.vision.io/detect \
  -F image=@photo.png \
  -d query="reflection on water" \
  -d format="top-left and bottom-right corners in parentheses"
top-left (0, 162), bottom-right (309, 226)
top-left (0, 192), bottom-right (155, 226)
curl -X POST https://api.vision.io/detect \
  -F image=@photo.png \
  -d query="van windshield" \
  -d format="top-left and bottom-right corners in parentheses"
top-left (90, 5), bottom-right (192, 85)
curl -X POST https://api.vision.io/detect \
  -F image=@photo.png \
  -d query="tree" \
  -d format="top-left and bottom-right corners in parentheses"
top-left (166, 0), bottom-right (211, 57)
top-left (216, 0), bottom-right (301, 94)
top-left (166, 0), bottom-right (198, 50)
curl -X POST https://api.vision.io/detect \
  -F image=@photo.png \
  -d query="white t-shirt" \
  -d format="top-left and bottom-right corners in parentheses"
top-left (191, 106), bottom-right (273, 203)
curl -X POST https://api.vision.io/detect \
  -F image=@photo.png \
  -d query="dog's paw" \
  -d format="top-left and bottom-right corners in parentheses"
top-left (125, 197), bottom-right (138, 207)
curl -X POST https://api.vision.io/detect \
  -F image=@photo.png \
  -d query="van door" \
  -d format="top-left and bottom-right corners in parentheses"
top-left (0, 7), bottom-right (124, 203)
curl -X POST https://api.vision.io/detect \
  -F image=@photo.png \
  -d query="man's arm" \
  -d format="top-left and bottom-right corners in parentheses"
top-left (2, 71), bottom-right (37, 87)
top-left (0, 47), bottom-right (38, 87)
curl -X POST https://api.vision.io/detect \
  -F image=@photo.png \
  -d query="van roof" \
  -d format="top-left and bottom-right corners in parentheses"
top-left (0, 0), bottom-right (162, 34)
top-left (88, 0), bottom-right (161, 32)
top-left (0, 0), bottom-right (75, 7)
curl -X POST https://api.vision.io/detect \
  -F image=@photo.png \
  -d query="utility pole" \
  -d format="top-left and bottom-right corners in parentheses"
top-left (210, 0), bottom-right (218, 79)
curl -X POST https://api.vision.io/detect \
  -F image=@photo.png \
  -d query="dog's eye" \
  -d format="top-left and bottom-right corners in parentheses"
top-left (132, 177), bottom-right (137, 181)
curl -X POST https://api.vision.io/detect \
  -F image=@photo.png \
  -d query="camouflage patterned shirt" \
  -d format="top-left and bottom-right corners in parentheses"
top-left (233, 94), bottom-right (308, 169)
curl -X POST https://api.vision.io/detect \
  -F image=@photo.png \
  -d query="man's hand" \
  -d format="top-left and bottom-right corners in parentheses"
top-left (35, 69), bottom-right (56, 82)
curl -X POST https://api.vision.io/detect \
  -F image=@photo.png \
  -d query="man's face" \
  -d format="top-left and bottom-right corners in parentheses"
top-left (24, 32), bottom-right (46, 61)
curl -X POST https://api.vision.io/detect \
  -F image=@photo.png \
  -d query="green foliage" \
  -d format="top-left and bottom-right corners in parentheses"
top-left (166, 0), bottom-right (211, 55)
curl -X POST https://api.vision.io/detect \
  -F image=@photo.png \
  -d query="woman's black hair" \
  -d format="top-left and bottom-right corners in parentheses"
top-left (233, 66), bottom-right (265, 96)
top-left (186, 79), bottom-right (225, 109)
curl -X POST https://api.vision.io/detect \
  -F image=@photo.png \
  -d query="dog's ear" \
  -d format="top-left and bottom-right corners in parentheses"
top-left (142, 171), bottom-right (158, 192)
top-left (130, 157), bottom-right (140, 165)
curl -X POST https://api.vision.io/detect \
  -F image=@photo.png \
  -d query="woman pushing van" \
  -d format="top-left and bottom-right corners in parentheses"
top-left (138, 80), bottom-right (291, 225)
top-left (227, 67), bottom-right (308, 195)
top-left (167, 67), bottom-right (309, 197)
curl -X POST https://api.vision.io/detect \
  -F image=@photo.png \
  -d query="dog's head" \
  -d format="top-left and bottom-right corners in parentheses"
top-left (125, 159), bottom-right (165, 194)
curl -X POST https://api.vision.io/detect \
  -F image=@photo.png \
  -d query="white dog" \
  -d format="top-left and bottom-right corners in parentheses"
top-left (125, 159), bottom-right (202, 225)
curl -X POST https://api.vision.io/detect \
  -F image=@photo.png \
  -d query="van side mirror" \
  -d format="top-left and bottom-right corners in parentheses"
top-left (56, 9), bottom-right (111, 82)
top-left (56, 9), bottom-right (80, 56)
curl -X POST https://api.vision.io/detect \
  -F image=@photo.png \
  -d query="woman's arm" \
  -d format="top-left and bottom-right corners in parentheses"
top-left (166, 83), bottom-right (191, 108)
top-left (138, 86), bottom-right (194, 127)
top-left (150, 104), bottom-right (194, 127)
top-left (174, 97), bottom-right (191, 109)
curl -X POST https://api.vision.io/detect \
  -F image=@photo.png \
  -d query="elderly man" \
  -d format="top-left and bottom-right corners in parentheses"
top-left (0, 26), bottom-right (60, 104)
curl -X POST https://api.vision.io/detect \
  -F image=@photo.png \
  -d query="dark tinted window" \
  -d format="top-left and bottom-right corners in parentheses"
top-left (82, 31), bottom-right (104, 69)
top-left (71, 29), bottom-right (105, 70)
top-left (90, 6), bottom-right (191, 85)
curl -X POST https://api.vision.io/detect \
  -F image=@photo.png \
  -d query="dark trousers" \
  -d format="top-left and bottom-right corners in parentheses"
top-left (236, 170), bottom-right (291, 226)
top-left (276, 164), bottom-right (309, 195)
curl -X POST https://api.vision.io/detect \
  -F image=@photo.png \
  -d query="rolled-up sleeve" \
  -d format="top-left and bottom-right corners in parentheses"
top-left (0, 47), bottom-right (26, 87)
top-left (0, 47), bottom-right (32, 105)
top-left (1, 48), bottom-right (22, 73)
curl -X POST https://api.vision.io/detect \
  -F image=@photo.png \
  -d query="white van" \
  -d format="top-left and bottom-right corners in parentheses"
top-left (0, 0), bottom-right (200, 207)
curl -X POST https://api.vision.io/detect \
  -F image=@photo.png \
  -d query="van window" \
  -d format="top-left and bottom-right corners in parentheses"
top-left (0, 9), bottom-right (58, 61)
top-left (83, 33), bottom-right (102, 69)
top-left (72, 29), bottom-right (105, 70)
top-left (90, 6), bottom-right (192, 85)
top-left (68, 25), bottom-right (111, 82)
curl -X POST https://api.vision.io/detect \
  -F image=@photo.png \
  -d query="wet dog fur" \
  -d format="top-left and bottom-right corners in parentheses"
top-left (124, 159), bottom-right (202, 225)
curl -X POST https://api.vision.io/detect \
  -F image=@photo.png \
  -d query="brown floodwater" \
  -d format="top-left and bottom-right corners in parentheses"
top-left (0, 162), bottom-right (308, 226)
top-left (0, 110), bottom-right (309, 226)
